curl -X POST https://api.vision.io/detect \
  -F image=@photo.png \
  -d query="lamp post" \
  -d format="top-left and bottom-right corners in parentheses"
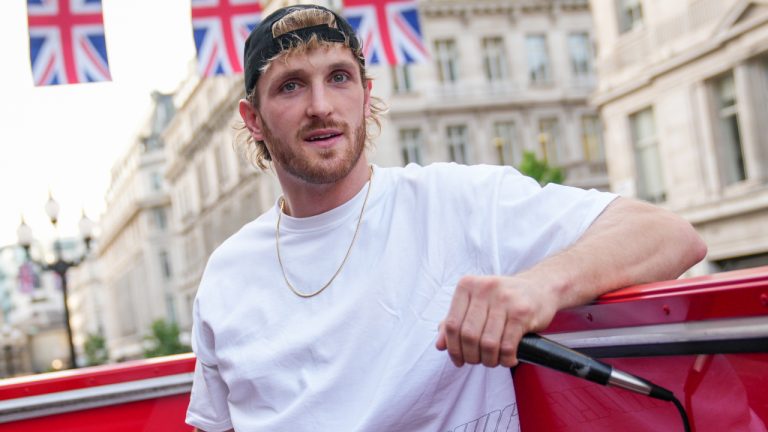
top-left (16, 193), bottom-right (95, 369)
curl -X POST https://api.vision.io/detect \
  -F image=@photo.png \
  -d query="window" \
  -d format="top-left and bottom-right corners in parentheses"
top-left (538, 118), bottom-right (563, 165)
top-left (116, 272), bottom-right (137, 337)
top-left (446, 125), bottom-right (469, 164)
top-left (482, 37), bottom-right (509, 83)
top-left (214, 144), bottom-right (230, 186)
top-left (630, 108), bottom-right (665, 202)
top-left (152, 207), bottom-right (167, 230)
top-left (399, 128), bottom-right (423, 165)
top-left (617, 0), bottom-right (644, 34)
top-left (493, 121), bottom-right (520, 166)
top-left (159, 250), bottom-right (172, 280)
top-left (526, 35), bottom-right (551, 84)
top-left (184, 236), bottom-right (198, 272)
top-left (196, 160), bottom-right (209, 200)
top-left (581, 115), bottom-right (604, 162)
top-left (714, 252), bottom-right (768, 272)
top-left (712, 72), bottom-right (746, 185)
top-left (434, 39), bottom-right (459, 84)
top-left (568, 33), bottom-right (593, 82)
top-left (392, 65), bottom-right (413, 93)
top-left (165, 293), bottom-right (177, 325)
top-left (149, 171), bottom-right (163, 191)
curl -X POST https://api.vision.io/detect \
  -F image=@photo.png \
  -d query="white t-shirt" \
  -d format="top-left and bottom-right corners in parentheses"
top-left (186, 163), bottom-right (617, 432)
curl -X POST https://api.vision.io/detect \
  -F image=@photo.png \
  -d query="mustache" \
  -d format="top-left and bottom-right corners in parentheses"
top-left (297, 119), bottom-right (349, 138)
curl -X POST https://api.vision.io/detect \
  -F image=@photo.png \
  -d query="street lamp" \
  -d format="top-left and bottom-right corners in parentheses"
top-left (16, 193), bottom-right (95, 369)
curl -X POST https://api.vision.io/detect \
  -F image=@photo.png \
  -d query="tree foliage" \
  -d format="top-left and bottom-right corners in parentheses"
top-left (143, 319), bottom-right (191, 358)
top-left (517, 150), bottom-right (565, 185)
top-left (84, 333), bottom-right (109, 366)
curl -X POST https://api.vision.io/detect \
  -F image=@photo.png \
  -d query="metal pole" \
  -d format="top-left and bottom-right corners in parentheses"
top-left (54, 263), bottom-right (77, 369)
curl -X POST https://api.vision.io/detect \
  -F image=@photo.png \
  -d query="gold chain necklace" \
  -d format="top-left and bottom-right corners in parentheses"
top-left (275, 166), bottom-right (374, 298)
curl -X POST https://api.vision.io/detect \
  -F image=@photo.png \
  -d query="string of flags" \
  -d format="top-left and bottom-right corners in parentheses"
top-left (26, 0), bottom-right (429, 87)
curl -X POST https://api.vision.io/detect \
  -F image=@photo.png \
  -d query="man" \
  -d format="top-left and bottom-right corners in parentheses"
top-left (186, 4), bottom-right (706, 432)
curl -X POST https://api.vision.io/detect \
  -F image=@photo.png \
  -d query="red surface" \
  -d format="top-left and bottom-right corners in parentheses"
top-left (0, 352), bottom-right (195, 400)
top-left (517, 266), bottom-right (768, 431)
top-left (547, 265), bottom-right (768, 333)
top-left (516, 354), bottom-right (768, 432)
top-left (0, 353), bottom-right (196, 431)
top-left (1, 393), bottom-right (193, 432)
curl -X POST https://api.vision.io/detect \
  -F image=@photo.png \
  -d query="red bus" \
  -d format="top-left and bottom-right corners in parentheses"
top-left (1, 266), bottom-right (767, 431)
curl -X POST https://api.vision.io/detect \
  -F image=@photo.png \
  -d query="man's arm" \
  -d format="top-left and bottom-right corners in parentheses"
top-left (436, 197), bottom-right (707, 368)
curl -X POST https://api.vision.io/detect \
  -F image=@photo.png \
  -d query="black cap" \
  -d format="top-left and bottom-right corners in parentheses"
top-left (243, 4), bottom-right (363, 95)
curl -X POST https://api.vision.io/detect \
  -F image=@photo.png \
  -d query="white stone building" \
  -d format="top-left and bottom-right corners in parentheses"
top-left (590, 0), bottom-right (768, 272)
top-left (95, 92), bottom-right (179, 360)
top-left (67, 255), bottom-right (106, 365)
top-left (378, 0), bottom-right (608, 190)
top-left (162, 73), bottom-right (276, 331)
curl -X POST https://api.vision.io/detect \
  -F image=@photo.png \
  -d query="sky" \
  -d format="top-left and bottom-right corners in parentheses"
top-left (0, 0), bottom-right (196, 247)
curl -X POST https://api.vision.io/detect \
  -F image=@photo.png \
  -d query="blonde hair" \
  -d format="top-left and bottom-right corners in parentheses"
top-left (235, 7), bottom-right (387, 170)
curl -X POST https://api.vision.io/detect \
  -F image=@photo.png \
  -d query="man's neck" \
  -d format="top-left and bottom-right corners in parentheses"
top-left (276, 157), bottom-right (371, 218)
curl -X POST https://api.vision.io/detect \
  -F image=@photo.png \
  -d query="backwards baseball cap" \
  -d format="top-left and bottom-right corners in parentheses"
top-left (243, 4), bottom-right (363, 95)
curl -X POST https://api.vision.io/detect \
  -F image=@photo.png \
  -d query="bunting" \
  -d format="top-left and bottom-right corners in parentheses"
top-left (342, 0), bottom-right (428, 66)
top-left (27, 0), bottom-right (112, 86)
top-left (191, 0), bottom-right (262, 77)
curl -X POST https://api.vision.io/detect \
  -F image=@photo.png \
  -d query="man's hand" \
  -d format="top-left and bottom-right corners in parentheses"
top-left (435, 274), bottom-right (558, 368)
top-left (435, 198), bottom-right (707, 369)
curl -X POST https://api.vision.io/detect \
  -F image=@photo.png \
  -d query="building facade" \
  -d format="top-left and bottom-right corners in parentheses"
top-left (590, 0), bottom-right (768, 273)
top-left (94, 92), bottom-right (179, 360)
top-left (162, 73), bottom-right (277, 332)
top-left (378, 0), bottom-right (608, 190)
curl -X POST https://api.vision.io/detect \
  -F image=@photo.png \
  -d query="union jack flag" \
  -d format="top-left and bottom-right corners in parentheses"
top-left (27, 0), bottom-right (111, 86)
top-left (342, 0), bottom-right (428, 66)
top-left (191, 0), bottom-right (262, 77)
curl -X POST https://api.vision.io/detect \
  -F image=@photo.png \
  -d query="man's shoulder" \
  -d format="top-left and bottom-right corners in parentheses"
top-left (384, 162), bottom-right (513, 194)
top-left (202, 208), bottom-right (276, 279)
top-left (386, 162), bottom-right (506, 182)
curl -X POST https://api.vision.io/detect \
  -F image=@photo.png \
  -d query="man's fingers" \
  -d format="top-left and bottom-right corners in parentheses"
top-left (499, 321), bottom-right (522, 368)
top-left (479, 306), bottom-right (506, 367)
top-left (443, 283), bottom-right (471, 367)
top-left (459, 298), bottom-right (488, 365)
top-left (436, 321), bottom-right (447, 351)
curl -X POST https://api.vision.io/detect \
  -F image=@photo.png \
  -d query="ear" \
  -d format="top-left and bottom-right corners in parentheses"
top-left (239, 99), bottom-right (265, 141)
top-left (363, 80), bottom-right (373, 118)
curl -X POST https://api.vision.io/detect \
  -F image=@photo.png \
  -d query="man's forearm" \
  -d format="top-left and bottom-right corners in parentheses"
top-left (521, 196), bottom-right (707, 312)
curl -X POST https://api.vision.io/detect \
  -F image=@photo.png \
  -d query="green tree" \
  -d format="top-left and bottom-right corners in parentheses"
top-left (517, 150), bottom-right (565, 185)
top-left (84, 333), bottom-right (109, 366)
top-left (143, 319), bottom-right (191, 358)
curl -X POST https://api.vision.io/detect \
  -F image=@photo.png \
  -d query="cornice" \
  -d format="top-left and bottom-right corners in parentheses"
top-left (420, 0), bottom-right (588, 18)
top-left (592, 3), bottom-right (768, 107)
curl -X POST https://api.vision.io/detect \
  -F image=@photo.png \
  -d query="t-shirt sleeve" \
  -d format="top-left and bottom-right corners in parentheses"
top-left (186, 297), bottom-right (234, 432)
top-left (490, 166), bottom-right (617, 275)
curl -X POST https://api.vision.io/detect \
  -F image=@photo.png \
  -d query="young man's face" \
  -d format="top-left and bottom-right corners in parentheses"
top-left (244, 44), bottom-right (372, 185)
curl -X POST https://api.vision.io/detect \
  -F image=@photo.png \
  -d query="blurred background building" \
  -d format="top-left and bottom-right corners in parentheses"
top-left (590, 0), bottom-right (768, 273)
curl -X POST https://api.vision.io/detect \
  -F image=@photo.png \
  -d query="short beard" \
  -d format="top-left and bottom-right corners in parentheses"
top-left (263, 117), bottom-right (366, 185)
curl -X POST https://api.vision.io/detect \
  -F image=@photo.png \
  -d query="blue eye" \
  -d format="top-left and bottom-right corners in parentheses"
top-left (331, 73), bottom-right (349, 83)
top-left (281, 82), bottom-right (298, 92)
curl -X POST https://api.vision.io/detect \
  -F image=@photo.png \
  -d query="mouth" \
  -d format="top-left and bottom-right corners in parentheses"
top-left (303, 129), bottom-right (343, 146)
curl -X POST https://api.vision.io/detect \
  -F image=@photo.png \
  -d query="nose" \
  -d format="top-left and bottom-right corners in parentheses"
top-left (306, 83), bottom-right (333, 118)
